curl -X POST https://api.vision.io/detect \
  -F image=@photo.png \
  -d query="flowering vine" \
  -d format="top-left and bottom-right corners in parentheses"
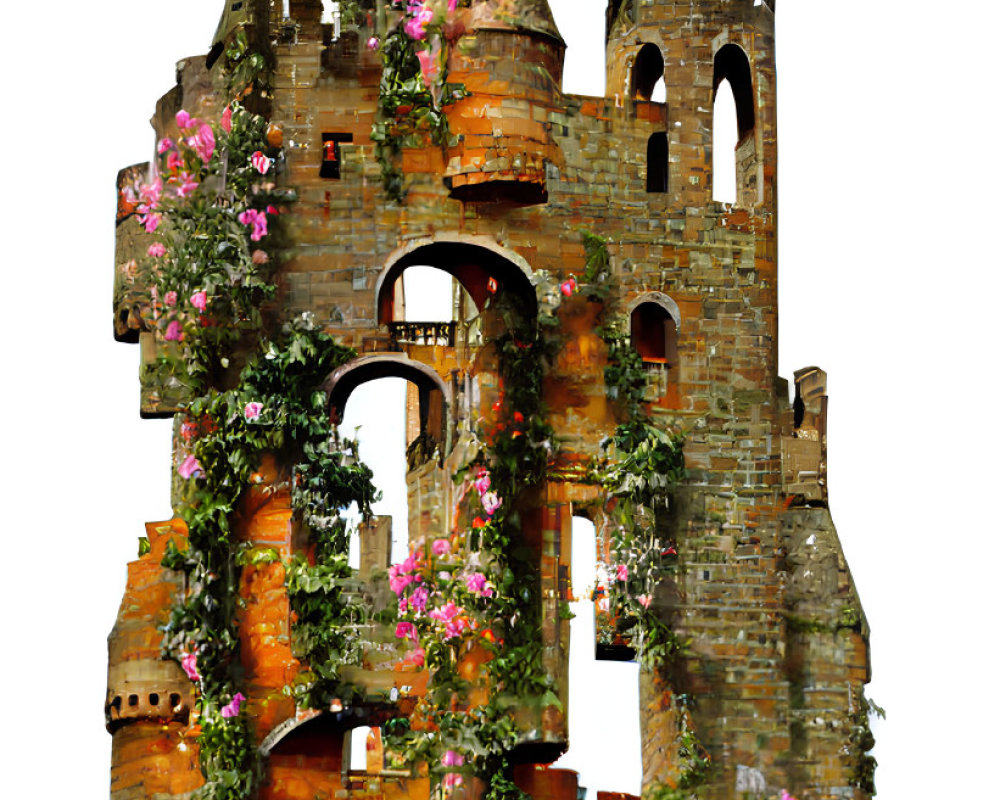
top-left (370, 0), bottom-right (470, 201)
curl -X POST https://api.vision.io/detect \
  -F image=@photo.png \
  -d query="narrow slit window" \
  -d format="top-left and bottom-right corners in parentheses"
top-left (320, 133), bottom-right (354, 179)
top-left (646, 132), bottom-right (669, 193)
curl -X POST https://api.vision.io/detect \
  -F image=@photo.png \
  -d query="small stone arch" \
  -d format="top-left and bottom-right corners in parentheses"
top-left (631, 42), bottom-right (665, 102)
top-left (626, 292), bottom-right (681, 330)
top-left (627, 293), bottom-right (680, 367)
top-left (373, 236), bottom-right (538, 327)
top-left (322, 353), bottom-right (452, 450)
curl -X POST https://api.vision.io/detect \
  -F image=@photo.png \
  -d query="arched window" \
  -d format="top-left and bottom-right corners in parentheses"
top-left (712, 43), bottom-right (756, 206)
top-left (646, 132), bottom-right (669, 193)
top-left (631, 43), bottom-right (664, 102)
top-left (630, 301), bottom-right (678, 366)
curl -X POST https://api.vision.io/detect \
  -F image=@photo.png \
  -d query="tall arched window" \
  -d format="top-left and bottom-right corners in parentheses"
top-left (712, 43), bottom-right (757, 206)
top-left (631, 43), bottom-right (664, 102)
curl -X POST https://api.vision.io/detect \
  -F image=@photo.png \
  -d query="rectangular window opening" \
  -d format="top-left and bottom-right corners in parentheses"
top-left (321, 133), bottom-right (354, 179)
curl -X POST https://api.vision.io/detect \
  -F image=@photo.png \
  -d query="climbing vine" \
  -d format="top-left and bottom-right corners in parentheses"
top-left (370, 0), bottom-right (470, 201)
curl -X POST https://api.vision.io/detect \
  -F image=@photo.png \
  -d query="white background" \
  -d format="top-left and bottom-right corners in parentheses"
top-left (2, 1), bottom-right (998, 797)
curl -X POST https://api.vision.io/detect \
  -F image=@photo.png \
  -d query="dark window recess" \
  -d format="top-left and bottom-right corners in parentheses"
top-left (321, 133), bottom-right (354, 179)
top-left (713, 44), bottom-right (755, 141)
top-left (632, 43), bottom-right (664, 101)
top-left (631, 302), bottom-right (678, 364)
top-left (646, 132), bottom-right (669, 193)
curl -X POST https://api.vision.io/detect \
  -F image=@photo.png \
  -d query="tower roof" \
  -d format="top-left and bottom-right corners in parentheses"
top-left (466, 0), bottom-right (565, 45)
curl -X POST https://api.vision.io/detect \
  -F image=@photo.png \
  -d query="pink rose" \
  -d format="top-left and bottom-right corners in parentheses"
top-left (251, 150), bottom-right (270, 174)
top-left (560, 277), bottom-right (577, 296)
top-left (175, 110), bottom-right (191, 129)
top-left (157, 137), bottom-right (174, 154)
top-left (220, 692), bottom-right (245, 719)
top-left (472, 468), bottom-right (490, 496)
top-left (481, 491), bottom-right (502, 516)
top-left (187, 123), bottom-right (215, 163)
top-left (441, 750), bottom-right (464, 767)
top-left (147, 242), bottom-right (167, 258)
top-left (189, 290), bottom-right (208, 312)
top-left (164, 319), bottom-right (183, 341)
top-left (164, 291), bottom-right (178, 307)
top-left (395, 621), bottom-right (417, 642)
top-left (244, 401), bottom-right (263, 420)
top-left (178, 454), bottom-right (203, 479)
top-left (432, 538), bottom-right (450, 556)
top-left (180, 652), bottom-right (201, 682)
top-left (220, 105), bottom-right (232, 133)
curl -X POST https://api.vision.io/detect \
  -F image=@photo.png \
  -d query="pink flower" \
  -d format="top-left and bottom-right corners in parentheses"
top-left (410, 585), bottom-right (429, 612)
top-left (441, 750), bottom-right (464, 767)
top-left (164, 291), bottom-right (178, 307)
top-left (175, 110), bottom-right (191, 129)
top-left (164, 319), bottom-right (183, 341)
top-left (244, 402), bottom-right (263, 420)
top-left (189, 290), bottom-right (208, 312)
top-left (367, 36), bottom-right (380, 50)
top-left (251, 150), bottom-right (270, 174)
top-left (780, 792), bottom-right (798, 800)
top-left (432, 538), bottom-right (451, 556)
top-left (220, 105), bottom-right (232, 133)
top-left (429, 601), bottom-right (461, 623)
top-left (187, 123), bottom-right (215, 162)
top-left (175, 172), bottom-right (199, 198)
top-left (416, 49), bottom-right (438, 88)
top-left (481, 491), bottom-right (502, 516)
top-left (238, 208), bottom-right (268, 241)
top-left (220, 692), bottom-right (245, 719)
top-left (142, 212), bottom-right (162, 233)
top-left (180, 652), bottom-right (201, 682)
top-left (166, 150), bottom-right (184, 172)
top-left (178, 454), bottom-right (203, 479)
top-left (616, 564), bottom-right (628, 582)
top-left (443, 773), bottom-right (464, 790)
top-left (139, 177), bottom-right (163, 208)
top-left (638, 594), bottom-right (652, 609)
top-left (251, 249), bottom-right (269, 265)
top-left (157, 137), bottom-right (174, 154)
top-left (404, 2), bottom-right (433, 39)
top-left (395, 621), bottom-right (417, 642)
top-left (266, 204), bottom-right (279, 215)
top-left (464, 572), bottom-right (493, 598)
top-left (560, 277), bottom-right (577, 296)
top-left (147, 242), bottom-right (167, 257)
top-left (404, 647), bottom-right (425, 667)
top-left (473, 468), bottom-right (490, 496)
top-left (448, 0), bottom-right (457, 11)
top-left (390, 572), bottom-right (415, 595)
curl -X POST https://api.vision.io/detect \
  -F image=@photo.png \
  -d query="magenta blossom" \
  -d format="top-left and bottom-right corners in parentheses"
top-left (367, 36), bottom-right (380, 50)
top-left (395, 621), bottom-right (418, 642)
top-left (481, 491), bottom-right (502, 516)
top-left (441, 750), bottom-right (465, 767)
top-left (473, 468), bottom-right (490, 496)
top-left (189, 291), bottom-right (208, 312)
top-left (443, 774), bottom-right (464, 790)
top-left (180, 652), bottom-right (201, 682)
top-left (251, 150), bottom-right (270, 175)
top-left (187, 123), bottom-right (216, 163)
top-left (147, 242), bottom-right (167, 258)
top-left (142, 212), bottom-right (162, 233)
top-left (175, 172), bottom-right (199, 198)
top-left (448, 0), bottom-right (457, 11)
top-left (139, 177), bottom-right (163, 208)
top-left (244, 401), bottom-right (263, 421)
top-left (780, 792), bottom-right (798, 800)
top-left (560, 277), bottom-right (577, 296)
top-left (416, 49), bottom-right (438, 88)
top-left (157, 137), bottom-right (174, 154)
top-left (220, 692), bottom-right (245, 719)
top-left (432, 538), bottom-right (451, 556)
top-left (166, 150), bottom-right (184, 172)
top-left (410, 585), bottom-right (429, 612)
top-left (175, 109), bottom-right (191, 129)
top-left (164, 291), bottom-right (178, 307)
top-left (164, 319), bottom-right (183, 341)
top-left (616, 564), bottom-right (628, 582)
top-left (464, 572), bottom-right (493, 598)
top-left (429, 601), bottom-right (461, 623)
top-left (238, 208), bottom-right (268, 241)
top-left (220, 105), bottom-right (232, 133)
top-left (404, 647), bottom-right (425, 667)
top-left (404, 2), bottom-right (434, 39)
top-left (178, 454), bottom-right (203, 479)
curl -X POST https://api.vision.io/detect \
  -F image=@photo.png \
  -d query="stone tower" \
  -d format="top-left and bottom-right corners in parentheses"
top-left (107, 2), bottom-right (873, 799)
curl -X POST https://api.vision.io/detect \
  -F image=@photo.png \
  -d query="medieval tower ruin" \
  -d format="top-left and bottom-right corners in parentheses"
top-left (107, 2), bottom-right (873, 799)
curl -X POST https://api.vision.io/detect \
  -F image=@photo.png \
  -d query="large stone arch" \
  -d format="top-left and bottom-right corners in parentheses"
top-left (322, 353), bottom-right (452, 449)
top-left (373, 235), bottom-right (538, 326)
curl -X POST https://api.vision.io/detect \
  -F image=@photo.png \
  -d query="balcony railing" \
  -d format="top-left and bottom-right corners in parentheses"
top-left (387, 321), bottom-right (456, 349)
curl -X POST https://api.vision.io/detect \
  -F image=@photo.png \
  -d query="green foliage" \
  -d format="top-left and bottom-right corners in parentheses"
top-left (849, 690), bottom-right (884, 795)
top-left (224, 29), bottom-right (272, 103)
top-left (192, 712), bottom-right (260, 800)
